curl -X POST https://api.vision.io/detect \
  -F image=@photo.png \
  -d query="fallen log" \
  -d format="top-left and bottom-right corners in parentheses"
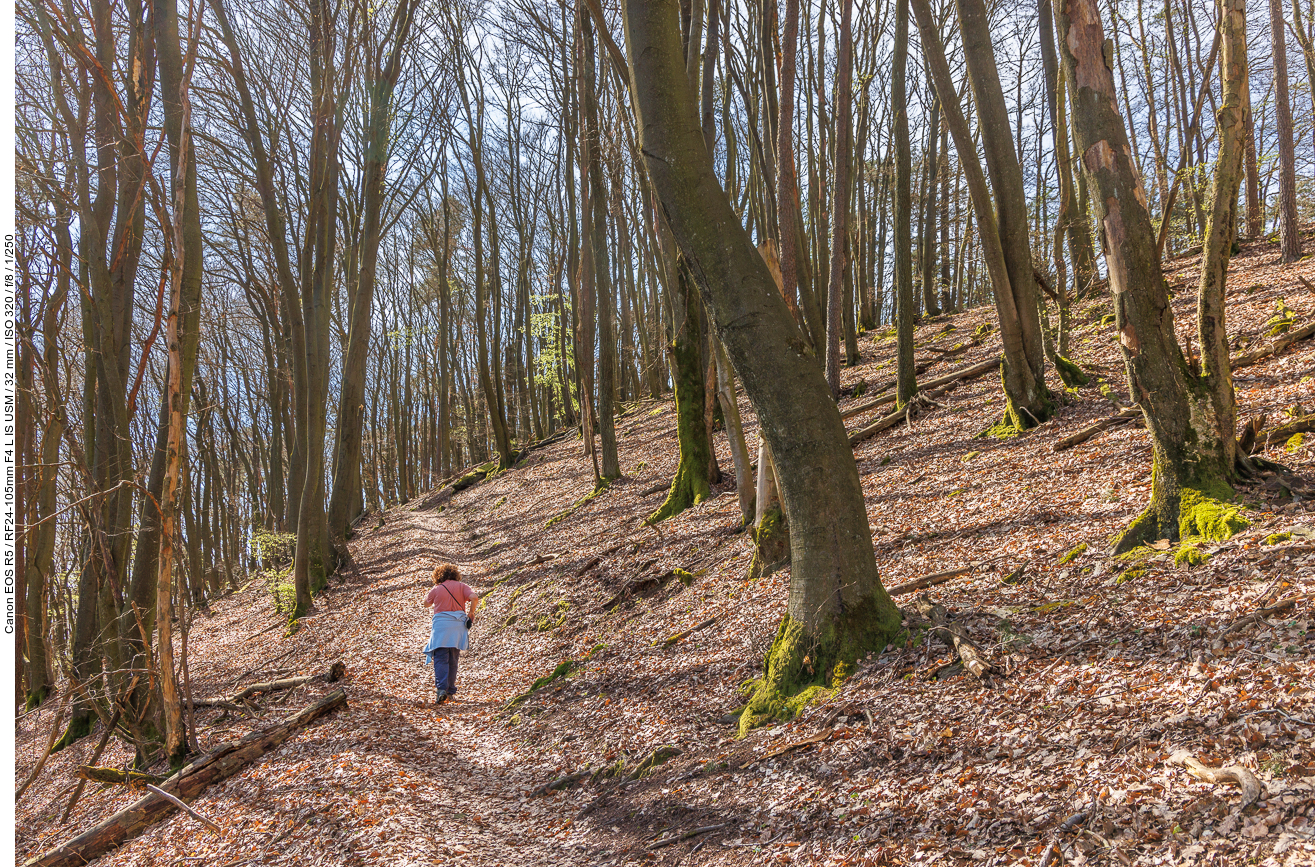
top-left (886, 567), bottom-right (972, 597)
top-left (1167, 750), bottom-right (1262, 811)
top-left (913, 595), bottom-right (995, 681)
top-left (841, 355), bottom-right (1000, 422)
top-left (195, 661), bottom-right (344, 709)
top-left (1053, 405), bottom-right (1142, 452)
top-left (662, 616), bottom-right (717, 647)
top-left (1231, 315), bottom-right (1315, 370)
top-left (25, 689), bottom-right (347, 867)
top-left (75, 766), bottom-right (165, 786)
top-left (1259, 415), bottom-right (1315, 451)
top-left (847, 383), bottom-right (953, 446)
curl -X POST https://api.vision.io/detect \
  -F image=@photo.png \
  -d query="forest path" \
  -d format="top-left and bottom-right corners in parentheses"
top-left (310, 501), bottom-right (591, 865)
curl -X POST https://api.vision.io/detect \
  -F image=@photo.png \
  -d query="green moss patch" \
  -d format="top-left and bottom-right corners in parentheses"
top-left (1286, 433), bottom-right (1306, 453)
top-left (547, 479), bottom-right (610, 528)
top-left (978, 417), bottom-right (1022, 439)
top-left (1058, 542), bottom-right (1088, 565)
top-left (534, 600), bottom-right (570, 632)
top-left (1054, 355), bottom-right (1090, 388)
top-left (1173, 543), bottom-right (1208, 568)
top-left (738, 595), bottom-right (900, 737)
top-left (1178, 488), bottom-right (1249, 543)
top-left (1116, 566), bottom-right (1148, 585)
top-left (505, 658), bottom-right (580, 711)
top-left (1263, 532), bottom-right (1294, 545)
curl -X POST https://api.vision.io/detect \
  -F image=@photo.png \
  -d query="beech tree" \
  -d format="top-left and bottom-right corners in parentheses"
top-left (1057, 0), bottom-right (1250, 552)
top-left (620, 0), bottom-right (902, 733)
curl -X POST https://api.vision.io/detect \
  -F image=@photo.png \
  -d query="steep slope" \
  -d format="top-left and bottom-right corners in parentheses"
top-left (15, 236), bottom-right (1315, 867)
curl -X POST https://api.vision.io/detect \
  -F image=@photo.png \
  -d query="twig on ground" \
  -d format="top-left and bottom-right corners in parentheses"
top-left (143, 785), bottom-right (222, 833)
top-left (662, 617), bottom-right (718, 647)
top-left (16, 689), bottom-right (71, 804)
top-left (648, 823), bottom-right (733, 850)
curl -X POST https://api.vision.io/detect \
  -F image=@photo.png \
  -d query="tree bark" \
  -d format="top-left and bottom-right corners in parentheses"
top-left (954, 0), bottom-right (1053, 428)
top-left (1057, 0), bottom-right (1240, 553)
top-left (825, 0), bottom-right (855, 399)
top-left (329, 0), bottom-right (417, 540)
top-left (893, 0), bottom-right (919, 408)
top-left (1195, 0), bottom-right (1249, 474)
top-left (1268, 0), bottom-right (1304, 261)
top-left (620, 0), bottom-right (901, 733)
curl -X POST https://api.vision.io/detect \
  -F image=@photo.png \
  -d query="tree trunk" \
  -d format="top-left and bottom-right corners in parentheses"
top-left (582, 11), bottom-right (620, 481)
top-left (920, 86), bottom-right (942, 317)
top-left (954, 0), bottom-right (1053, 428)
top-left (776, 0), bottom-right (805, 331)
top-left (1057, 0), bottom-right (1244, 553)
top-left (328, 0), bottom-right (416, 540)
top-left (649, 256), bottom-right (713, 523)
top-left (621, 0), bottom-right (902, 734)
top-left (893, 0), bottom-right (919, 407)
top-left (1195, 0), bottom-right (1249, 474)
top-left (824, 0), bottom-right (855, 399)
top-left (1268, 0), bottom-right (1304, 261)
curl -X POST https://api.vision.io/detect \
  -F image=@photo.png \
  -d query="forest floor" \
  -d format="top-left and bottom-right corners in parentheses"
top-left (15, 234), bottom-right (1315, 867)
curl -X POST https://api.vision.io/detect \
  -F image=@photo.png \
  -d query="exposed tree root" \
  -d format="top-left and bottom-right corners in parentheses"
top-left (739, 597), bottom-right (901, 736)
top-left (1112, 481), bottom-right (1249, 556)
top-left (1167, 750), bottom-right (1262, 811)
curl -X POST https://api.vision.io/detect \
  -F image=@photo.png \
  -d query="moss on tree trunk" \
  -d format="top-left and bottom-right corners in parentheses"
top-left (748, 506), bottom-right (789, 579)
top-left (649, 260), bottom-right (712, 524)
top-left (739, 593), bottom-right (901, 736)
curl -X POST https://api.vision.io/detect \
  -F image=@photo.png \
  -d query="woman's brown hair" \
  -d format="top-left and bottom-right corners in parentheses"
top-left (431, 563), bottom-right (460, 585)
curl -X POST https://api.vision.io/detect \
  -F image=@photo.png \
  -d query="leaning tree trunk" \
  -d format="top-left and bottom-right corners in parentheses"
top-left (955, 0), bottom-right (1053, 429)
top-left (621, 0), bottom-right (902, 735)
top-left (1057, 0), bottom-right (1246, 553)
top-left (911, 0), bottom-right (1026, 400)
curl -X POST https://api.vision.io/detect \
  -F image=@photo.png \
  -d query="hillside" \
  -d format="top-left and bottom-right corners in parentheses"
top-left (15, 237), bottom-right (1315, 867)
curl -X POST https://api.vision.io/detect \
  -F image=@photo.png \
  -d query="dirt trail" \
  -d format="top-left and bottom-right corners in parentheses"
top-left (16, 504), bottom-right (600, 866)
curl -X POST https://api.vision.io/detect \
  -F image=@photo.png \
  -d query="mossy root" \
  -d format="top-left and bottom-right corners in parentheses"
top-left (739, 598), bottom-right (900, 737)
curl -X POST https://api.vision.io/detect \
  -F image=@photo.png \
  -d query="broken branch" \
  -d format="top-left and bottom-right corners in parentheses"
top-left (1167, 750), bottom-right (1262, 811)
top-left (1053, 406), bottom-right (1142, 452)
top-left (648, 823), bottom-right (733, 850)
top-left (886, 567), bottom-right (972, 596)
top-left (25, 689), bottom-right (347, 867)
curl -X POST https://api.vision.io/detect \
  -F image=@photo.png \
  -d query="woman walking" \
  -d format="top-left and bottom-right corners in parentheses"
top-left (422, 563), bottom-right (479, 705)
